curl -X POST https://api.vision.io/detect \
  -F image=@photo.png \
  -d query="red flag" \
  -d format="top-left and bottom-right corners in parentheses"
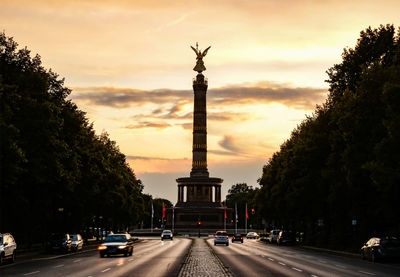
top-left (162, 203), bottom-right (166, 219)
top-left (224, 206), bottom-right (227, 219)
top-left (246, 203), bottom-right (249, 219)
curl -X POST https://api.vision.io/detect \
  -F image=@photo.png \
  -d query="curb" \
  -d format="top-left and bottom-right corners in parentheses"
top-left (297, 245), bottom-right (360, 258)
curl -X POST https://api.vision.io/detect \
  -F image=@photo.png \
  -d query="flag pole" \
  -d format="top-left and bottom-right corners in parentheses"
top-left (245, 203), bottom-right (248, 234)
top-left (172, 206), bottom-right (175, 233)
top-left (235, 202), bottom-right (237, 234)
top-left (224, 206), bottom-right (227, 231)
top-left (151, 201), bottom-right (154, 233)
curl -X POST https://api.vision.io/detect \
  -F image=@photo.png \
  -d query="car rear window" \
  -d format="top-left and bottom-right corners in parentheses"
top-left (216, 231), bottom-right (227, 236)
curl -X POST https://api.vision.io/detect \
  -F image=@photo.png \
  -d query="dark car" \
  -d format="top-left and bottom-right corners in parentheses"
top-left (277, 231), bottom-right (295, 246)
top-left (98, 233), bottom-right (134, 258)
top-left (232, 233), bottom-right (243, 243)
top-left (46, 233), bottom-right (72, 253)
top-left (361, 237), bottom-right (400, 262)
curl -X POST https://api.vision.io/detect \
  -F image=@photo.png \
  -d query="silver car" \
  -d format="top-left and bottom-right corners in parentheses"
top-left (0, 233), bottom-right (17, 264)
top-left (161, 230), bottom-right (173, 240)
top-left (71, 234), bottom-right (84, 251)
top-left (214, 231), bottom-right (229, 246)
top-left (268, 229), bottom-right (281, 243)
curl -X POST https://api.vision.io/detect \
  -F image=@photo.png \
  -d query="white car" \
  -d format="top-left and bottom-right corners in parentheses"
top-left (0, 233), bottom-right (17, 264)
top-left (161, 230), bottom-right (173, 240)
top-left (268, 229), bottom-right (281, 243)
top-left (214, 231), bottom-right (229, 246)
top-left (71, 234), bottom-right (84, 251)
top-left (246, 232), bottom-right (259, 239)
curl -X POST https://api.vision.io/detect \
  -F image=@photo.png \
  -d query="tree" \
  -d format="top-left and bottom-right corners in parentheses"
top-left (225, 183), bottom-right (259, 229)
top-left (257, 25), bottom-right (400, 250)
top-left (0, 32), bottom-right (149, 245)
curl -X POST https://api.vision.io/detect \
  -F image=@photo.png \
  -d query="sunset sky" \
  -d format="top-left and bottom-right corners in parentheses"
top-left (2, 0), bottom-right (400, 203)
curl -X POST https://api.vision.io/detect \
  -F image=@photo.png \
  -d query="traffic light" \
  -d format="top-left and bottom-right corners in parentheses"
top-left (197, 221), bottom-right (202, 225)
top-left (251, 208), bottom-right (255, 215)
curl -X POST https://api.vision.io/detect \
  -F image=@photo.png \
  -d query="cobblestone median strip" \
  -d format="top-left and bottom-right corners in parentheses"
top-left (178, 238), bottom-right (233, 277)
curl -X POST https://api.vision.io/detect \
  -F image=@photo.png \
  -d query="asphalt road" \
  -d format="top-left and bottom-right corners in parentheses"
top-left (2, 237), bottom-right (400, 277)
top-left (0, 237), bottom-right (191, 277)
top-left (207, 238), bottom-right (400, 277)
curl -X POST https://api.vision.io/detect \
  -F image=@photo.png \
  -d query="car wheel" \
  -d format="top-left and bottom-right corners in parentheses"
top-left (129, 249), bottom-right (133, 256)
top-left (11, 251), bottom-right (16, 263)
top-left (361, 251), bottom-right (365, 260)
top-left (226, 242), bottom-right (229, 246)
top-left (100, 253), bottom-right (105, 258)
top-left (241, 241), bottom-right (243, 243)
top-left (371, 252), bottom-right (377, 263)
top-left (124, 251), bottom-right (128, 257)
top-left (0, 253), bottom-right (4, 265)
top-left (214, 242), bottom-right (216, 246)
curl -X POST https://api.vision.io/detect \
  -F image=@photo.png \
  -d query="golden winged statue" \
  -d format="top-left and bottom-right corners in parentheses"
top-left (191, 42), bottom-right (211, 73)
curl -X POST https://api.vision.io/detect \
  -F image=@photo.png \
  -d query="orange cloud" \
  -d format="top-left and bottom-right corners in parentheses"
top-left (71, 84), bottom-right (327, 110)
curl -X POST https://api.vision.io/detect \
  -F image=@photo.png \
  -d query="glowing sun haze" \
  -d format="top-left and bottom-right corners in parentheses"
top-left (2, 0), bottom-right (400, 202)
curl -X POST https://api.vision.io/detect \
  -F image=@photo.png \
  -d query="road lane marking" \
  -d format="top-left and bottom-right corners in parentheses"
top-left (311, 275), bottom-right (319, 277)
top-left (292, 267), bottom-right (302, 272)
top-left (73, 259), bottom-right (82, 263)
top-left (358, 271), bottom-right (376, 276)
top-left (268, 258), bottom-right (274, 261)
top-left (278, 262), bottom-right (286, 266)
top-left (24, 271), bottom-right (40, 276)
top-left (101, 268), bottom-right (111, 273)
top-left (318, 259), bottom-right (327, 263)
top-left (54, 264), bottom-right (65, 268)
top-left (129, 258), bottom-right (134, 261)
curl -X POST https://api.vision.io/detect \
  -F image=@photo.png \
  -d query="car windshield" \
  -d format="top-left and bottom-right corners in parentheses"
top-left (234, 234), bottom-right (242, 237)
top-left (272, 231), bottom-right (280, 235)
top-left (105, 235), bottom-right (127, 242)
top-left (71, 235), bottom-right (79, 241)
top-left (162, 231), bottom-right (171, 234)
top-left (0, 236), bottom-right (3, 244)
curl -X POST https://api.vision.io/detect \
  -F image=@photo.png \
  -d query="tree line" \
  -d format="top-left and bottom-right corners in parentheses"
top-left (255, 25), bottom-right (400, 251)
top-left (0, 33), bottom-right (169, 246)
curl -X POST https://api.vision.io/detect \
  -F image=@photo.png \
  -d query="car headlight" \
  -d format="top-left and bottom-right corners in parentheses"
top-left (98, 245), bottom-right (107, 250)
top-left (118, 245), bottom-right (127, 249)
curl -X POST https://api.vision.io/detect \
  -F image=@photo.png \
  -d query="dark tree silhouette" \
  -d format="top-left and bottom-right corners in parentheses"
top-left (257, 24), bottom-right (400, 251)
top-left (0, 33), bottom-right (150, 246)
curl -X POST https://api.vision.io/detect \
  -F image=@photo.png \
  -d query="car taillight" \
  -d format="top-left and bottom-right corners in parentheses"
top-left (226, 235), bottom-right (229, 239)
top-left (233, 236), bottom-right (236, 239)
top-left (214, 234), bottom-right (217, 238)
